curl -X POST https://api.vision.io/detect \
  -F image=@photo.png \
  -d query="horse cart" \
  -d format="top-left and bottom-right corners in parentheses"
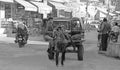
top-left (46, 17), bottom-right (85, 66)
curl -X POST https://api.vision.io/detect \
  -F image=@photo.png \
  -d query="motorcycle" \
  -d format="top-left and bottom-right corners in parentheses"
top-left (109, 31), bottom-right (119, 43)
top-left (17, 34), bottom-right (27, 48)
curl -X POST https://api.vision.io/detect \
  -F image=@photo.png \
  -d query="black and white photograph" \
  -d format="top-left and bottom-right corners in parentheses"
top-left (0, 0), bottom-right (120, 70)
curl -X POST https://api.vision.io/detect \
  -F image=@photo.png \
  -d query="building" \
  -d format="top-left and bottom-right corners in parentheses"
top-left (0, 0), bottom-right (14, 23)
top-left (0, 0), bottom-right (14, 37)
top-left (0, 0), bottom-right (53, 37)
top-left (48, 1), bottom-right (71, 18)
top-left (30, 0), bottom-right (52, 19)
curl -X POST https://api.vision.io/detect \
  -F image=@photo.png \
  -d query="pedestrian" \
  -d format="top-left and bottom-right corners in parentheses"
top-left (97, 20), bottom-right (102, 49)
top-left (99, 18), bottom-right (111, 51)
top-left (46, 17), bottom-right (53, 31)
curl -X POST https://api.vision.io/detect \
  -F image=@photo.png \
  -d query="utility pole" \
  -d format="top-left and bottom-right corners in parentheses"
top-left (107, 0), bottom-right (110, 20)
top-left (86, 0), bottom-right (89, 24)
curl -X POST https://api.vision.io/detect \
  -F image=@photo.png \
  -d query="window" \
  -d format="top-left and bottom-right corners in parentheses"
top-left (5, 4), bottom-right (11, 18)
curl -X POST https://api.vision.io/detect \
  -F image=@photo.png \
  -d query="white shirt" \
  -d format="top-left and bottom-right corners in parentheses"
top-left (112, 26), bottom-right (120, 32)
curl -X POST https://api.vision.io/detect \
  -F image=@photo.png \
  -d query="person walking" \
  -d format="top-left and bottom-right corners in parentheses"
top-left (99, 18), bottom-right (111, 51)
top-left (46, 17), bottom-right (54, 31)
top-left (97, 20), bottom-right (102, 50)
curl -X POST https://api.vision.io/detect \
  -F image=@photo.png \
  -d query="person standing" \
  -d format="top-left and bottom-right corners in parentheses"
top-left (111, 22), bottom-right (120, 42)
top-left (46, 17), bottom-right (54, 31)
top-left (99, 18), bottom-right (111, 51)
top-left (97, 20), bottom-right (102, 50)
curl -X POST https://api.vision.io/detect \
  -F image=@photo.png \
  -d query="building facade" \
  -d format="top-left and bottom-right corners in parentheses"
top-left (0, 0), bottom-right (53, 36)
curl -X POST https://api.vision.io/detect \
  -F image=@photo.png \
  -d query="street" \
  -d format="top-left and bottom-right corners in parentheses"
top-left (0, 30), bottom-right (120, 70)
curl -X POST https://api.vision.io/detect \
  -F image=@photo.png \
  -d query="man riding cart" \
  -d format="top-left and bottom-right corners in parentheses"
top-left (47, 17), bottom-right (85, 66)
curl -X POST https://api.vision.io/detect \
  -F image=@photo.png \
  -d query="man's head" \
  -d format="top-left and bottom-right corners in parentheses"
top-left (56, 25), bottom-right (62, 31)
top-left (103, 18), bottom-right (107, 22)
top-left (114, 22), bottom-right (118, 26)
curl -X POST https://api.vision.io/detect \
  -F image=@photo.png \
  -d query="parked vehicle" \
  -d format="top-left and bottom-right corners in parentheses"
top-left (89, 20), bottom-right (100, 29)
top-left (109, 31), bottom-right (119, 43)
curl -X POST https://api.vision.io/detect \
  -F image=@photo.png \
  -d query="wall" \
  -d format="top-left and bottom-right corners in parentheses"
top-left (0, 2), bottom-right (5, 19)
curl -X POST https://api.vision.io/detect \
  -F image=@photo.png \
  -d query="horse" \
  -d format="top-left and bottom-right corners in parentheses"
top-left (47, 33), bottom-right (71, 66)
top-left (55, 39), bottom-right (69, 66)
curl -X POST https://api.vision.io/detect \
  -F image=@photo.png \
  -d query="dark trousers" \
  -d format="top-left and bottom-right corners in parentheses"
top-left (101, 34), bottom-right (109, 51)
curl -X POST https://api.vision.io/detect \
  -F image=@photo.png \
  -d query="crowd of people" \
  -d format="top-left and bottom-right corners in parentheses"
top-left (97, 18), bottom-right (120, 52)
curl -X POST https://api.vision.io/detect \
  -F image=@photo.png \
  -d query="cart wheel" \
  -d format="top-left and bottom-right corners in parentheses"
top-left (77, 45), bottom-right (84, 60)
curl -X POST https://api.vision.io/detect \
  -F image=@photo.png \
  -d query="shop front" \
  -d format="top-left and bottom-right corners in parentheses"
top-left (48, 1), bottom-right (67, 17)
top-left (14, 0), bottom-right (44, 36)
top-left (14, 0), bottom-right (38, 24)
top-left (48, 1), bottom-right (72, 18)
top-left (5, 0), bottom-right (40, 37)
top-left (30, 1), bottom-right (52, 19)
top-left (0, 0), bottom-right (14, 27)
top-left (0, 0), bottom-right (14, 37)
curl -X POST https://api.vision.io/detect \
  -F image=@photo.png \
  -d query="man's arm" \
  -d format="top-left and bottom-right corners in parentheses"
top-left (24, 24), bottom-right (28, 31)
top-left (99, 23), bottom-right (104, 32)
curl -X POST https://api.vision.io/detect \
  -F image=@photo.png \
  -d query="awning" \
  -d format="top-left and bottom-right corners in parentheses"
top-left (15, 0), bottom-right (37, 12)
top-left (31, 1), bottom-right (52, 14)
top-left (49, 2), bottom-right (67, 10)
top-left (97, 7), bottom-right (115, 16)
top-left (116, 11), bottom-right (120, 14)
top-left (0, 0), bottom-right (13, 3)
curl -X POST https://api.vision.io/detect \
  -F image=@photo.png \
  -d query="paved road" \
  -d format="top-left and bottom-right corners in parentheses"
top-left (0, 30), bottom-right (120, 70)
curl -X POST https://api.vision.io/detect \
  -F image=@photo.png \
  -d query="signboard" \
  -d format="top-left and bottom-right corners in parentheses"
top-left (1, 21), bottom-right (11, 28)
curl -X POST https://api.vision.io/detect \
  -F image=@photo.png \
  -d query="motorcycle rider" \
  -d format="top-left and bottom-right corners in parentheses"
top-left (14, 20), bottom-right (29, 43)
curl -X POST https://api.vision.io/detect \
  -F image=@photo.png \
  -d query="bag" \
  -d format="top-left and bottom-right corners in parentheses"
top-left (12, 28), bottom-right (17, 33)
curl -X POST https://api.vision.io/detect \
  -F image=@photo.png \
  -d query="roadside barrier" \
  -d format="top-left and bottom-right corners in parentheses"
top-left (106, 36), bottom-right (120, 58)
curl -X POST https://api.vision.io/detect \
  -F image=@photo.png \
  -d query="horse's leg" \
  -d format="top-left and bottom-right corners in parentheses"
top-left (56, 51), bottom-right (59, 66)
top-left (61, 44), bottom-right (67, 66)
top-left (61, 51), bottom-right (65, 66)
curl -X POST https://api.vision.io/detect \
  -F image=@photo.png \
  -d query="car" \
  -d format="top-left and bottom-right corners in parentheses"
top-left (90, 20), bottom-right (100, 29)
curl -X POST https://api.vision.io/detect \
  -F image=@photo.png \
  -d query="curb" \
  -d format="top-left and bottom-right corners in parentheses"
top-left (0, 37), bottom-right (49, 45)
